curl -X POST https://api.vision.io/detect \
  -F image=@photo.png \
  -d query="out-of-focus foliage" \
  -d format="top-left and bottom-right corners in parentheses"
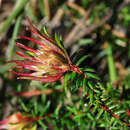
top-left (0, 0), bottom-right (130, 129)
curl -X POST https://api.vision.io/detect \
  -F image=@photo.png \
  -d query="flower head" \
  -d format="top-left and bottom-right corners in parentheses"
top-left (0, 112), bottom-right (37, 130)
top-left (8, 18), bottom-right (83, 82)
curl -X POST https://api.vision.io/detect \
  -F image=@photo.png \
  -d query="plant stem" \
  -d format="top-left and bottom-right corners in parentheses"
top-left (79, 69), bottom-right (130, 126)
top-left (7, 14), bottom-right (23, 60)
top-left (0, 0), bottom-right (29, 34)
top-left (106, 43), bottom-right (117, 82)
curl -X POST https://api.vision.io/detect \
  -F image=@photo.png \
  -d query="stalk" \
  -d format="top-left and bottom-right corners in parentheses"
top-left (0, 0), bottom-right (29, 34)
top-left (106, 43), bottom-right (117, 82)
top-left (7, 14), bottom-right (23, 60)
top-left (74, 66), bottom-right (130, 126)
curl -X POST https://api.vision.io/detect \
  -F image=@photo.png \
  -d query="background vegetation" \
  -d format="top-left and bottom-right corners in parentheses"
top-left (0, 0), bottom-right (130, 129)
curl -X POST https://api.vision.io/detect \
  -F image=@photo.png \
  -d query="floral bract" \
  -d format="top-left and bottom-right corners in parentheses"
top-left (8, 18), bottom-right (83, 82)
top-left (0, 112), bottom-right (37, 130)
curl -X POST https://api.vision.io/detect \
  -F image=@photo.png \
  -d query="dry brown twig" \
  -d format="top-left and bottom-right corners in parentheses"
top-left (64, 9), bottom-right (112, 48)
top-left (64, 1), bottom-right (98, 47)
top-left (70, 10), bottom-right (113, 45)
top-left (113, 61), bottom-right (128, 88)
top-left (49, 8), bottom-right (64, 29)
top-left (66, 2), bottom-right (86, 15)
top-left (117, 0), bottom-right (130, 12)
top-left (64, 0), bottom-right (130, 48)
top-left (43, 0), bottom-right (51, 20)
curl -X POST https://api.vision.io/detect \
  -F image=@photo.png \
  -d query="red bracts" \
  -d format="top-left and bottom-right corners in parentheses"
top-left (8, 18), bottom-right (83, 82)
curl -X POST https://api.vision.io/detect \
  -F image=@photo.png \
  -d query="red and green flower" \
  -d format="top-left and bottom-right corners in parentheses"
top-left (8, 18), bottom-right (84, 82)
top-left (0, 112), bottom-right (37, 130)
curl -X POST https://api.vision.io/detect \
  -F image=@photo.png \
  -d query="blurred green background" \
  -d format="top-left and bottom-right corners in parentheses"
top-left (0, 0), bottom-right (130, 129)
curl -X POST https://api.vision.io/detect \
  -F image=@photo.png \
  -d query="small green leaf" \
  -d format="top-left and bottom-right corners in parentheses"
top-left (31, 124), bottom-right (37, 130)
top-left (86, 72), bottom-right (100, 80)
top-left (43, 26), bottom-right (49, 36)
top-left (55, 33), bottom-right (65, 51)
top-left (71, 72), bottom-right (77, 81)
top-left (83, 78), bottom-right (88, 92)
top-left (34, 100), bottom-right (38, 115)
top-left (96, 109), bottom-right (104, 120)
top-left (87, 113), bottom-right (94, 121)
top-left (76, 77), bottom-right (81, 90)
top-left (81, 67), bottom-right (95, 72)
top-left (40, 101), bottom-right (51, 116)
top-left (19, 98), bottom-right (29, 112)
top-left (76, 55), bottom-right (89, 66)
top-left (78, 38), bottom-right (93, 46)
top-left (38, 120), bottom-right (47, 130)
top-left (26, 51), bottom-right (35, 56)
